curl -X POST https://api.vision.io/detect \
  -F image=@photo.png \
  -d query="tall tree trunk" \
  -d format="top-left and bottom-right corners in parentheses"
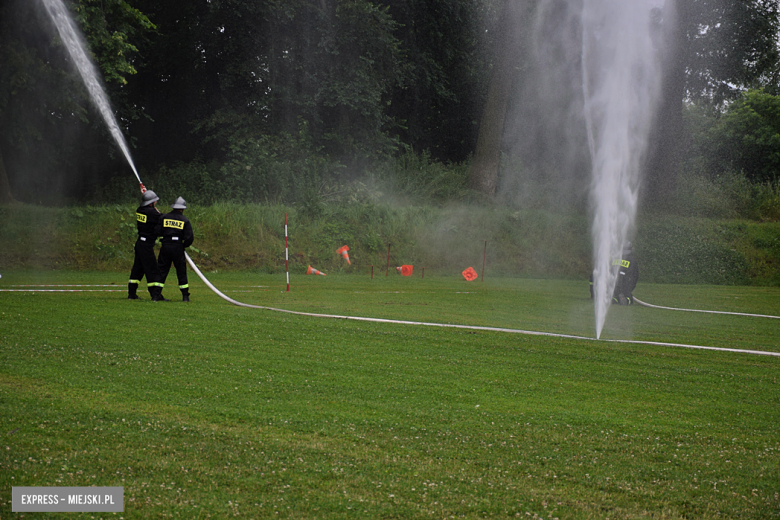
top-left (0, 146), bottom-right (16, 204)
top-left (469, 0), bottom-right (524, 198)
top-left (644, 0), bottom-right (687, 205)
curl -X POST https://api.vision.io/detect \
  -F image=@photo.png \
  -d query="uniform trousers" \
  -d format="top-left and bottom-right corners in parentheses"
top-left (129, 238), bottom-right (164, 297)
top-left (158, 242), bottom-right (189, 295)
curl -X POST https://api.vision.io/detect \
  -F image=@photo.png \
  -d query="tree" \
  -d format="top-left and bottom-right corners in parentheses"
top-left (644, 0), bottom-right (780, 203)
top-left (291, 0), bottom-right (406, 165)
top-left (682, 0), bottom-right (780, 104)
top-left (382, 0), bottom-right (492, 163)
top-left (0, 147), bottom-right (14, 203)
top-left (644, 0), bottom-right (686, 203)
top-left (0, 0), bottom-right (153, 203)
top-left (469, 0), bottom-right (525, 197)
top-left (127, 0), bottom-right (407, 176)
top-left (0, 0), bottom-right (87, 203)
top-left (707, 89), bottom-right (780, 182)
top-left (501, 0), bottom-right (589, 207)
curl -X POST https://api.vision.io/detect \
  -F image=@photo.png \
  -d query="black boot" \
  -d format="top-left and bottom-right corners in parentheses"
top-left (128, 283), bottom-right (139, 299)
top-left (151, 286), bottom-right (169, 302)
top-left (181, 289), bottom-right (190, 302)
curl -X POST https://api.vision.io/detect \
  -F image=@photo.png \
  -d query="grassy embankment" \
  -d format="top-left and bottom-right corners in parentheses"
top-left (1, 202), bottom-right (778, 285)
top-left (0, 271), bottom-right (778, 519)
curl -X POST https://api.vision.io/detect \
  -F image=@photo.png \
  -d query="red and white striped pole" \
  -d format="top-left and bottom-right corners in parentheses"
top-left (285, 213), bottom-right (290, 292)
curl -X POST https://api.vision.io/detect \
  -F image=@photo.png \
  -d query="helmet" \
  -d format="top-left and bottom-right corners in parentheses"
top-left (141, 190), bottom-right (159, 206)
top-left (171, 196), bottom-right (187, 209)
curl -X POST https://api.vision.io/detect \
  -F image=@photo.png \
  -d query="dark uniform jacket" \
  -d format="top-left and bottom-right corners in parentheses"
top-left (135, 204), bottom-right (163, 241)
top-left (160, 212), bottom-right (194, 247)
top-left (613, 252), bottom-right (638, 297)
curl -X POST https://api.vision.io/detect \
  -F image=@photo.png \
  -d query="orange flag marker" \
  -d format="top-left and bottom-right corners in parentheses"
top-left (336, 245), bottom-right (351, 265)
top-left (462, 266), bottom-right (478, 281)
top-left (306, 265), bottom-right (327, 276)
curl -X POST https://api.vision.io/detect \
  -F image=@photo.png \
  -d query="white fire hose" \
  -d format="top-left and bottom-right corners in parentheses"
top-left (633, 297), bottom-right (780, 319)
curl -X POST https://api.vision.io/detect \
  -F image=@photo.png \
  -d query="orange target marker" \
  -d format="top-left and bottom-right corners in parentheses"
top-left (462, 266), bottom-right (478, 281)
top-left (396, 265), bottom-right (413, 276)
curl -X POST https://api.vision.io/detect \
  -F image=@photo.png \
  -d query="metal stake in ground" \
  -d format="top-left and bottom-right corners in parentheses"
top-left (482, 240), bottom-right (487, 281)
top-left (285, 213), bottom-right (290, 292)
top-left (385, 243), bottom-right (392, 276)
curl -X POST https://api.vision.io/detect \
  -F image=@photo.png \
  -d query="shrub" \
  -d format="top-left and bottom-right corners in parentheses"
top-left (661, 170), bottom-right (780, 222)
top-left (369, 149), bottom-right (471, 204)
top-left (638, 216), bottom-right (751, 285)
top-left (707, 90), bottom-right (780, 184)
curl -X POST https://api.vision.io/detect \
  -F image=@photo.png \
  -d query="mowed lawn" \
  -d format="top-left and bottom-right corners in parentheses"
top-left (1, 270), bottom-right (778, 519)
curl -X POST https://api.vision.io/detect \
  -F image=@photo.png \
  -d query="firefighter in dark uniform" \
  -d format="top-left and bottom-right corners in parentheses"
top-left (128, 190), bottom-right (167, 301)
top-left (612, 242), bottom-right (638, 305)
top-left (158, 197), bottom-right (194, 302)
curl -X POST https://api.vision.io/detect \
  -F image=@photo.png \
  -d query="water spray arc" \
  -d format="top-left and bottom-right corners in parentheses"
top-left (40, 0), bottom-right (145, 192)
top-left (581, 0), bottom-right (663, 338)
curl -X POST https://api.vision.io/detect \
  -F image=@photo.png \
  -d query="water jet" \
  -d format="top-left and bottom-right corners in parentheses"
top-left (580, 0), bottom-right (663, 338)
top-left (40, 0), bottom-right (144, 192)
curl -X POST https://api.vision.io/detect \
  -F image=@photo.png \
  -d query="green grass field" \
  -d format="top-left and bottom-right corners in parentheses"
top-left (1, 270), bottom-right (778, 519)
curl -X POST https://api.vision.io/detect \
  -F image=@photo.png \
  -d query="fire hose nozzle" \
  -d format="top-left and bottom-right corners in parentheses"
top-left (139, 183), bottom-right (147, 193)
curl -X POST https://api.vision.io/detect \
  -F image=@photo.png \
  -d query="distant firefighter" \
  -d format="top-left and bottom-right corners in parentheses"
top-left (589, 242), bottom-right (639, 305)
top-left (158, 197), bottom-right (194, 302)
top-left (612, 242), bottom-right (638, 305)
top-left (128, 190), bottom-right (166, 301)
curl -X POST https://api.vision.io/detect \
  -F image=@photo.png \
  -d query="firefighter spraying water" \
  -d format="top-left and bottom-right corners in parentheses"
top-left (127, 190), bottom-right (167, 301)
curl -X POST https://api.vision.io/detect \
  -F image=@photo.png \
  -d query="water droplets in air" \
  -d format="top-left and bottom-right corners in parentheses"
top-left (40, 0), bottom-right (141, 183)
top-left (581, 0), bottom-right (663, 338)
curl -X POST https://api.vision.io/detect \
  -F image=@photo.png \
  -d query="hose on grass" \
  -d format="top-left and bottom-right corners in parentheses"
top-left (185, 252), bottom-right (268, 309)
top-left (633, 297), bottom-right (780, 319)
top-left (185, 253), bottom-right (780, 357)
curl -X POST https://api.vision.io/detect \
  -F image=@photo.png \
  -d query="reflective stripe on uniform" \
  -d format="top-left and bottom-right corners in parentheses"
top-left (179, 284), bottom-right (189, 289)
top-left (129, 279), bottom-right (141, 285)
top-left (147, 282), bottom-right (164, 287)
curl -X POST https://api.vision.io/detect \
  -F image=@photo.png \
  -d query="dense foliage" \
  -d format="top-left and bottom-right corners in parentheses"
top-left (0, 0), bottom-right (778, 212)
top-left (701, 90), bottom-right (780, 183)
top-left (0, 0), bottom-right (493, 204)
